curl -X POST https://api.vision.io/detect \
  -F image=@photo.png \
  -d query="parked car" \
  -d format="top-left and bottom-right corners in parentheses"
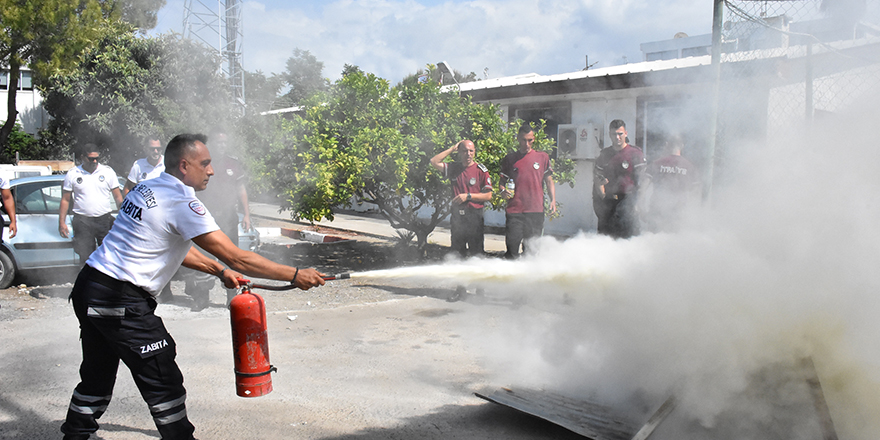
top-left (0, 174), bottom-right (259, 289)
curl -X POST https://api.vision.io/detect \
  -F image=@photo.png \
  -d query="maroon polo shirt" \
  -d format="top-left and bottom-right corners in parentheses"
top-left (500, 149), bottom-right (553, 214)
top-left (445, 162), bottom-right (492, 209)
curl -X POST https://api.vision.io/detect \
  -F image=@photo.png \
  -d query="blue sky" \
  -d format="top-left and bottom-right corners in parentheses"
top-left (151, 1), bottom-right (715, 83)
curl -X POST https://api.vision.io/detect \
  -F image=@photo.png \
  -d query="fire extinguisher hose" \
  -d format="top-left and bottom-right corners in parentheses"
top-left (236, 273), bottom-right (352, 290)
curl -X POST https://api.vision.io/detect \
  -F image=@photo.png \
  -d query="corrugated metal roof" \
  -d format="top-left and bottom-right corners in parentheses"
top-left (446, 34), bottom-right (880, 95)
top-left (449, 56), bottom-right (712, 93)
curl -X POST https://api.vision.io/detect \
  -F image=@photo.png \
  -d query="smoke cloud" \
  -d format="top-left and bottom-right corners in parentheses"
top-left (439, 91), bottom-right (880, 438)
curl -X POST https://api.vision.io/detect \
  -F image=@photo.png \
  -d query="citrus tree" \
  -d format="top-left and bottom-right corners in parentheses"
top-left (252, 66), bottom-right (576, 254)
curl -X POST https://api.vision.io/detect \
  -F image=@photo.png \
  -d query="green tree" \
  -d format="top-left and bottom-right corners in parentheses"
top-left (243, 70), bottom-right (285, 114)
top-left (112, 0), bottom-right (167, 31)
top-left (0, 0), bottom-right (109, 151)
top-left (41, 23), bottom-right (234, 170)
top-left (0, 123), bottom-right (38, 162)
top-left (277, 48), bottom-right (330, 107)
top-left (399, 63), bottom-right (477, 88)
top-left (0, 0), bottom-right (164, 153)
top-left (252, 66), bottom-right (575, 254)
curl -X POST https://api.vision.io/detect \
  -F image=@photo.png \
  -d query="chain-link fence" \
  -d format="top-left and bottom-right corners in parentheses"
top-left (712, 0), bottom-right (880, 180)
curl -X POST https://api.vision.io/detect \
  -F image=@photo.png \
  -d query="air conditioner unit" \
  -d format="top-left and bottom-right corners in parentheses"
top-left (557, 124), bottom-right (600, 160)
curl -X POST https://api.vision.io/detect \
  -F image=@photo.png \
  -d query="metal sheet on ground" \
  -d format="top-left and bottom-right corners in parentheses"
top-left (475, 387), bottom-right (639, 440)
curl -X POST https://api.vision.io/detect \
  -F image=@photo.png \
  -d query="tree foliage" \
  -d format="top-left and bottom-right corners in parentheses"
top-left (251, 66), bottom-right (576, 253)
top-left (41, 23), bottom-right (235, 170)
top-left (108, 0), bottom-right (167, 31)
top-left (243, 70), bottom-right (285, 114)
top-left (0, 0), bottom-right (108, 150)
top-left (0, 123), bottom-right (38, 162)
top-left (399, 63), bottom-right (478, 88)
top-left (0, 0), bottom-right (165, 152)
top-left (276, 48), bottom-right (330, 107)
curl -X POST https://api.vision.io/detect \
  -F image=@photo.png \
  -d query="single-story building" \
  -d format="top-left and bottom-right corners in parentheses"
top-left (455, 17), bottom-right (880, 237)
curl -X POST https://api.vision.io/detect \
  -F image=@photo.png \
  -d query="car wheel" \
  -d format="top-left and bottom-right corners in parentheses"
top-left (0, 251), bottom-right (16, 289)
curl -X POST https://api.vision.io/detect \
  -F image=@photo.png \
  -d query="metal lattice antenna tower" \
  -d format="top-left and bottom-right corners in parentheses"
top-left (183, 0), bottom-right (246, 111)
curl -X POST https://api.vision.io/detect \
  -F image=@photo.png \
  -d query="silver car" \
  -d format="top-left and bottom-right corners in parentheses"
top-left (0, 174), bottom-right (259, 289)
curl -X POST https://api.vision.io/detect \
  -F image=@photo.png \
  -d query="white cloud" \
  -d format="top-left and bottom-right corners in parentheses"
top-left (154, 0), bottom-right (714, 83)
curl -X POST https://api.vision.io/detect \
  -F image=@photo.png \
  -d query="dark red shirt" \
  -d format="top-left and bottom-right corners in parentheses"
top-left (199, 154), bottom-right (246, 222)
top-left (646, 154), bottom-right (700, 211)
top-left (500, 149), bottom-right (553, 214)
top-left (445, 162), bottom-right (492, 209)
top-left (594, 145), bottom-right (646, 196)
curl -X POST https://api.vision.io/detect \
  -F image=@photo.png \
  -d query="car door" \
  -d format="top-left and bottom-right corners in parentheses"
top-left (5, 178), bottom-right (78, 269)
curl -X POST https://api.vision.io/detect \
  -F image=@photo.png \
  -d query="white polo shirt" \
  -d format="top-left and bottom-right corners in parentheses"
top-left (62, 164), bottom-right (120, 217)
top-left (87, 172), bottom-right (220, 296)
top-left (127, 156), bottom-right (165, 184)
top-left (0, 176), bottom-right (9, 190)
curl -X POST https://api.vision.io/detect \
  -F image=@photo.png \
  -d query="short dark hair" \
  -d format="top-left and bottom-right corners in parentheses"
top-left (80, 143), bottom-right (100, 156)
top-left (164, 134), bottom-right (207, 171)
top-left (609, 119), bottom-right (626, 131)
top-left (517, 122), bottom-right (534, 136)
top-left (143, 134), bottom-right (162, 145)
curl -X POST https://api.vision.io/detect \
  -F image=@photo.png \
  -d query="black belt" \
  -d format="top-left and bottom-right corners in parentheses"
top-left (73, 212), bottom-right (113, 219)
top-left (82, 265), bottom-right (152, 300)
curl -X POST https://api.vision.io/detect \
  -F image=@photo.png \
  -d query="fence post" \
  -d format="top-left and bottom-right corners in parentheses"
top-left (706, 0), bottom-right (724, 203)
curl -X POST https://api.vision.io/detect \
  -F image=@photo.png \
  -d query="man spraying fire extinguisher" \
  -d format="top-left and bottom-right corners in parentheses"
top-left (60, 134), bottom-right (326, 440)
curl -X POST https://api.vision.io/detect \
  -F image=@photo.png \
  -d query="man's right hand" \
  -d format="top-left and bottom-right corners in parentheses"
top-left (59, 222), bottom-right (70, 238)
top-left (294, 268), bottom-right (326, 290)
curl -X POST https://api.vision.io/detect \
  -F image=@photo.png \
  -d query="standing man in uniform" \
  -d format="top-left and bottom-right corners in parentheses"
top-left (184, 129), bottom-right (251, 310)
top-left (1, 174), bottom-right (17, 240)
top-left (430, 139), bottom-right (493, 258)
top-left (60, 133), bottom-right (326, 440)
top-left (644, 133), bottom-right (701, 232)
top-left (124, 134), bottom-right (175, 302)
top-left (59, 144), bottom-right (124, 263)
top-left (593, 119), bottom-right (646, 238)
top-left (500, 122), bottom-right (556, 258)
top-left (123, 135), bottom-right (165, 196)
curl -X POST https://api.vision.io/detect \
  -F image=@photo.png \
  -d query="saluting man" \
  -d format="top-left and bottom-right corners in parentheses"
top-left (430, 139), bottom-right (493, 258)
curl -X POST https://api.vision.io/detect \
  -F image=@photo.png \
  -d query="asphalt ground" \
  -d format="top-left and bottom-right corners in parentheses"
top-left (0, 212), bottom-right (588, 440)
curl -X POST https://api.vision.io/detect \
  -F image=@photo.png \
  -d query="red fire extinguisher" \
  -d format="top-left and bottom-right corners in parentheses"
top-left (229, 280), bottom-right (276, 397)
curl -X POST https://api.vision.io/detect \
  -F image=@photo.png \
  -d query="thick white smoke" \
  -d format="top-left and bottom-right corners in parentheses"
top-left (455, 94), bottom-right (880, 438)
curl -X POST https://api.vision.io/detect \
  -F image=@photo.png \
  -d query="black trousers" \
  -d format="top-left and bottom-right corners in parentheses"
top-left (599, 194), bottom-right (640, 239)
top-left (71, 214), bottom-right (114, 262)
top-left (61, 266), bottom-right (195, 440)
top-left (450, 207), bottom-right (485, 258)
top-left (504, 212), bottom-right (544, 258)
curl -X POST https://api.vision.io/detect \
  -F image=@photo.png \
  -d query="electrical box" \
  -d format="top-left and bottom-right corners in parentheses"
top-left (557, 124), bottom-right (600, 160)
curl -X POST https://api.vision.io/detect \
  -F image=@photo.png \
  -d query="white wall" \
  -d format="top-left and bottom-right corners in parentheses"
top-left (0, 71), bottom-right (48, 136)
